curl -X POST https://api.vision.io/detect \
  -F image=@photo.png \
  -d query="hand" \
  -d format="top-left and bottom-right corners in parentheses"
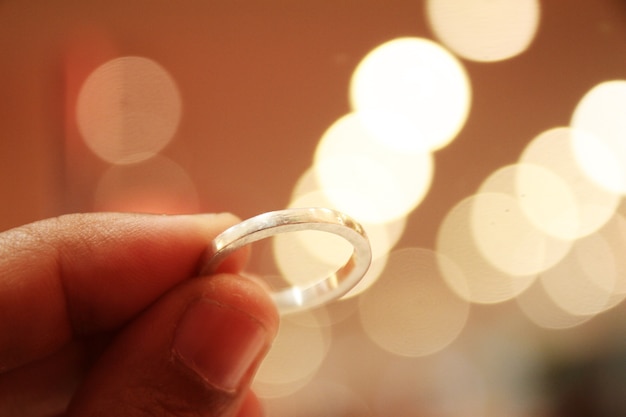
top-left (0, 213), bottom-right (279, 417)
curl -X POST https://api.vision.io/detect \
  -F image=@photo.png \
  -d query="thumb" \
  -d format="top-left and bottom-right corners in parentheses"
top-left (67, 273), bottom-right (279, 417)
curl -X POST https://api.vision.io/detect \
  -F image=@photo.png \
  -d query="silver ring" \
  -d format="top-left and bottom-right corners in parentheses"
top-left (201, 208), bottom-right (372, 314)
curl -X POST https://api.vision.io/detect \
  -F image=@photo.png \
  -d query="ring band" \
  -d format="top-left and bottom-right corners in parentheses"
top-left (200, 208), bottom-right (372, 314)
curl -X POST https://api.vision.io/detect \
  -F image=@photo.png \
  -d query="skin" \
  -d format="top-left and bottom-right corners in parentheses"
top-left (0, 212), bottom-right (279, 417)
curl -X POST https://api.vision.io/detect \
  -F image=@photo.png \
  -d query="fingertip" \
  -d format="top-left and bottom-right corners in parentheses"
top-left (191, 213), bottom-right (251, 275)
top-left (236, 391), bottom-right (266, 417)
top-left (202, 273), bottom-right (279, 338)
top-left (211, 246), bottom-right (251, 274)
top-left (66, 272), bottom-right (279, 417)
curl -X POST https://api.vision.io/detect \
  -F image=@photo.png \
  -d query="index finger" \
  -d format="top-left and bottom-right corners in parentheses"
top-left (0, 212), bottom-right (245, 372)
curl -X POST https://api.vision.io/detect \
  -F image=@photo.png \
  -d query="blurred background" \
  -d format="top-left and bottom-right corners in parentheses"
top-left (2, 0), bottom-right (626, 415)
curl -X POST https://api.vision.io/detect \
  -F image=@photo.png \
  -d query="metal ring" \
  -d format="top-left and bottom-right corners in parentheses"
top-left (200, 208), bottom-right (372, 314)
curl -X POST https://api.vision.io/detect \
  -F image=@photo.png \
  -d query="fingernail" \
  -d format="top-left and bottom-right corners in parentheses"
top-left (173, 299), bottom-right (270, 392)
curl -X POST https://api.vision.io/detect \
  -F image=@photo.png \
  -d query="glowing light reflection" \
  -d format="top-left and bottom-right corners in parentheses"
top-left (76, 56), bottom-right (182, 164)
top-left (514, 164), bottom-right (580, 240)
top-left (274, 190), bottom-right (390, 298)
top-left (480, 163), bottom-right (581, 241)
top-left (281, 184), bottom-right (393, 298)
top-left (470, 192), bottom-right (571, 276)
top-left (541, 214), bottom-right (626, 317)
top-left (519, 127), bottom-right (620, 239)
top-left (273, 231), bottom-right (340, 290)
top-left (516, 278), bottom-right (591, 330)
top-left (350, 37), bottom-right (471, 152)
top-left (426, 0), bottom-right (541, 62)
top-left (254, 312), bottom-right (331, 398)
top-left (359, 248), bottom-right (470, 357)
top-left (290, 169), bottom-right (408, 253)
top-left (288, 190), bottom-right (402, 262)
top-left (437, 196), bottom-right (537, 304)
top-left (476, 164), bottom-right (573, 272)
top-left (314, 113), bottom-right (433, 223)
top-left (571, 80), bottom-right (626, 194)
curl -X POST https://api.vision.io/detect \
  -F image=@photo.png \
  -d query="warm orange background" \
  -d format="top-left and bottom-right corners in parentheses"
top-left (2, 0), bottom-right (624, 248)
top-left (2, 2), bottom-right (626, 415)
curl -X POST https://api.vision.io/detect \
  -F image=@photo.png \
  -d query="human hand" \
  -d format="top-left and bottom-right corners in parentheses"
top-left (0, 213), bottom-right (279, 417)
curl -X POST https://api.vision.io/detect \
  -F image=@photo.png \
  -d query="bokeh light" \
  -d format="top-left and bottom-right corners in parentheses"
top-left (254, 312), bottom-right (332, 398)
top-left (92, 155), bottom-right (199, 213)
top-left (516, 277), bottom-right (592, 330)
top-left (287, 190), bottom-right (398, 265)
top-left (519, 127), bottom-right (620, 239)
top-left (514, 164), bottom-right (580, 240)
top-left (437, 195), bottom-right (537, 304)
top-left (5, 2), bottom-right (626, 417)
top-left (540, 213), bottom-right (626, 317)
top-left (278, 190), bottom-right (393, 298)
top-left (272, 227), bottom-right (351, 291)
top-left (289, 168), bottom-right (408, 255)
top-left (350, 37), bottom-right (471, 152)
top-left (284, 297), bottom-right (360, 328)
top-left (314, 113), bottom-right (433, 223)
top-left (476, 164), bottom-right (574, 267)
top-left (470, 192), bottom-right (571, 277)
top-left (76, 56), bottom-right (182, 164)
top-left (517, 212), bottom-right (626, 329)
top-left (479, 163), bottom-right (582, 241)
top-left (426, 0), bottom-right (541, 62)
top-left (359, 248), bottom-right (470, 357)
top-left (571, 80), bottom-right (626, 194)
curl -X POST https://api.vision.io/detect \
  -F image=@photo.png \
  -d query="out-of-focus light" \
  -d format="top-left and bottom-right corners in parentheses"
top-left (359, 248), bottom-right (470, 357)
top-left (476, 164), bottom-right (574, 267)
top-left (314, 113), bottom-right (434, 223)
top-left (426, 0), bottom-right (540, 62)
top-left (290, 169), bottom-right (408, 253)
top-left (571, 80), bottom-right (626, 194)
top-left (520, 127), bottom-right (620, 239)
top-left (514, 164), bottom-right (580, 240)
top-left (284, 297), bottom-right (360, 328)
top-left (76, 56), bottom-right (182, 164)
top-left (271, 224), bottom-right (388, 300)
top-left (290, 167), bottom-right (322, 202)
top-left (93, 155), bottom-right (199, 214)
top-left (254, 312), bottom-right (331, 398)
top-left (350, 38), bottom-right (471, 152)
top-left (470, 192), bottom-right (571, 276)
top-left (540, 215), bottom-right (626, 317)
top-left (517, 214), bottom-right (626, 330)
top-left (437, 196), bottom-right (537, 304)
top-left (287, 191), bottom-right (397, 263)
top-left (516, 277), bottom-right (591, 330)
top-left (288, 190), bottom-right (402, 261)
top-left (597, 213), bottom-right (626, 307)
top-left (272, 230), bottom-right (341, 291)
top-left (480, 163), bottom-right (581, 242)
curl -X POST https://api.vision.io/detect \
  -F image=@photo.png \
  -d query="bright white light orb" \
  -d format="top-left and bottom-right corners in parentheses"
top-left (571, 80), bottom-right (626, 194)
top-left (350, 37), bottom-right (471, 152)
top-left (519, 127), bottom-right (620, 239)
top-left (426, 0), bottom-right (541, 62)
top-left (314, 113), bottom-right (433, 223)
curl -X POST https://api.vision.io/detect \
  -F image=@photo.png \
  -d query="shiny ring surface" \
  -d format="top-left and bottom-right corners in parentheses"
top-left (201, 208), bottom-right (372, 314)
